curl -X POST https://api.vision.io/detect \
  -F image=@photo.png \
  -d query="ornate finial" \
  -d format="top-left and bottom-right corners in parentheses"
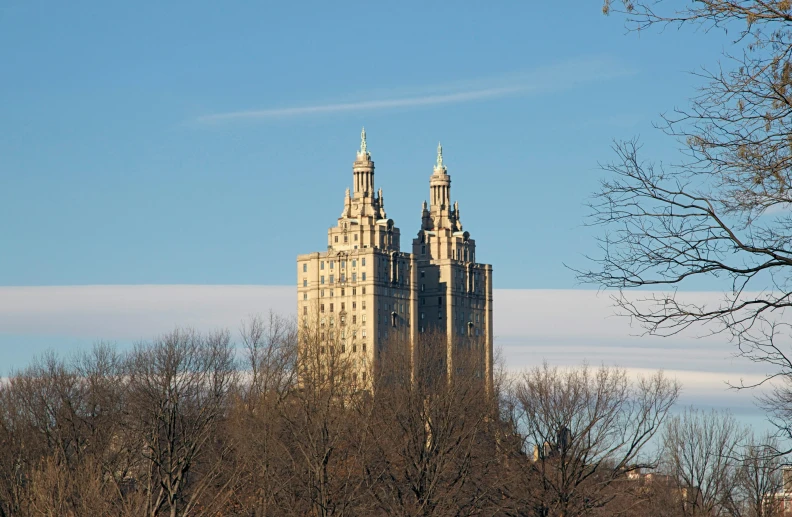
top-left (433, 142), bottom-right (447, 174)
top-left (357, 127), bottom-right (371, 160)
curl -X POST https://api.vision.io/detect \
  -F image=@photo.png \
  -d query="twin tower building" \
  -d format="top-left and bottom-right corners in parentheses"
top-left (297, 129), bottom-right (493, 389)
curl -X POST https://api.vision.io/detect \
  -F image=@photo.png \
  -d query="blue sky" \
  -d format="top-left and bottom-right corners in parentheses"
top-left (0, 1), bottom-right (726, 288)
top-left (0, 3), bottom-right (780, 426)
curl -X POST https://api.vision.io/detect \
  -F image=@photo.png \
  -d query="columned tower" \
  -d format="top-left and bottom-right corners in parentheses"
top-left (413, 143), bottom-right (493, 392)
top-left (297, 130), bottom-right (418, 388)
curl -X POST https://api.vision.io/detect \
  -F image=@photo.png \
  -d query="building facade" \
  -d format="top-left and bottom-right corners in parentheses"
top-left (296, 129), bottom-right (493, 389)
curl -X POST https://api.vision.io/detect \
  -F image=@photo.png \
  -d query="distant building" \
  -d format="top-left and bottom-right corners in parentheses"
top-left (765, 465), bottom-right (792, 515)
top-left (296, 129), bottom-right (493, 389)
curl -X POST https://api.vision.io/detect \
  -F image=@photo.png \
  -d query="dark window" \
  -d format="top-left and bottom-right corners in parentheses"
top-left (330, 303), bottom-right (334, 312)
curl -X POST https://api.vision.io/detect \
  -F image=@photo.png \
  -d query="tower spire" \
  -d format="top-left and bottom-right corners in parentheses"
top-left (433, 141), bottom-right (447, 175)
top-left (356, 127), bottom-right (371, 161)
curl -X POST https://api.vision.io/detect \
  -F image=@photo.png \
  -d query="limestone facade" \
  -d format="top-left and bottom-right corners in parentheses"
top-left (296, 129), bottom-right (493, 389)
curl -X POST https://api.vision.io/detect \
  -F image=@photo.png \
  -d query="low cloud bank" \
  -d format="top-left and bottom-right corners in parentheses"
top-left (0, 285), bottom-right (774, 420)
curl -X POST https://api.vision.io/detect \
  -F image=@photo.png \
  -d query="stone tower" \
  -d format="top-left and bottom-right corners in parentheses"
top-left (297, 130), bottom-right (493, 391)
top-left (412, 143), bottom-right (494, 386)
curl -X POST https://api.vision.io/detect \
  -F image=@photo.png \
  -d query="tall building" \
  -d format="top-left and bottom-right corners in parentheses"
top-left (296, 129), bottom-right (493, 389)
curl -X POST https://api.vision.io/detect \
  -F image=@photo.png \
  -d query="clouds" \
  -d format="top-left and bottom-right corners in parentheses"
top-left (195, 56), bottom-right (636, 124)
top-left (0, 285), bottom-right (774, 419)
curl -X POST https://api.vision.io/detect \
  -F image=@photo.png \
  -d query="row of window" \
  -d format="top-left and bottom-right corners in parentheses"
top-left (302, 257), bottom-right (367, 274)
top-left (333, 233), bottom-right (359, 244)
top-left (319, 342), bottom-right (367, 354)
top-left (319, 272), bottom-right (366, 284)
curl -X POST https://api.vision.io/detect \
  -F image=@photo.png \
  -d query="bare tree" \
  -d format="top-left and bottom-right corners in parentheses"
top-left (124, 328), bottom-right (237, 517)
top-left (274, 309), bottom-right (369, 517)
top-left (360, 332), bottom-right (497, 517)
top-left (226, 313), bottom-right (299, 516)
top-left (660, 408), bottom-right (746, 517)
top-left (503, 363), bottom-right (679, 517)
top-left (581, 1), bottom-right (792, 450)
top-left (735, 432), bottom-right (785, 517)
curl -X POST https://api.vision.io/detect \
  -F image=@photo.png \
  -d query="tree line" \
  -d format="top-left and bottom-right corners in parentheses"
top-left (0, 313), bottom-right (784, 517)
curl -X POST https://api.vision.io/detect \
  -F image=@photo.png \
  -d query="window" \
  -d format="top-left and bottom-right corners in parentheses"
top-left (352, 287), bottom-right (356, 295)
top-left (302, 264), bottom-right (307, 272)
top-left (362, 272), bottom-right (367, 281)
top-left (362, 301), bottom-right (366, 309)
top-left (422, 245), bottom-right (426, 254)
top-left (330, 261), bottom-right (334, 269)
top-left (335, 236), bottom-right (338, 243)
top-left (354, 234), bottom-right (358, 241)
top-left (341, 302), bottom-right (345, 311)
top-left (421, 298), bottom-right (425, 305)
top-left (352, 272), bottom-right (357, 282)
top-left (342, 344), bottom-right (346, 353)
top-left (330, 290), bottom-right (334, 297)
top-left (341, 288), bottom-right (345, 296)
top-left (329, 275), bottom-right (334, 284)
top-left (362, 258), bottom-right (366, 266)
top-left (353, 344), bottom-right (357, 353)
top-left (362, 341), bottom-right (367, 351)
top-left (303, 306), bottom-right (307, 315)
top-left (330, 303), bottom-right (334, 312)
top-left (341, 273), bottom-right (345, 282)
top-left (321, 346), bottom-right (325, 354)
top-left (352, 259), bottom-right (357, 267)
top-left (321, 318), bottom-right (325, 327)
top-left (341, 316), bottom-right (346, 324)
top-left (321, 276), bottom-right (325, 285)
top-left (344, 235), bottom-right (348, 243)
top-left (303, 293), bottom-right (307, 300)
top-left (321, 262), bottom-right (325, 270)
top-left (363, 372), bottom-right (367, 381)
top-left (320, 304), bottom-right (325, 313)
top-left (421, 313), bottom-right (425, 320)
top-left (420, 270), bottom-right (425, 278)
top-left (421, 284), bottom-right (425, 292)
top-left (362, 315), bottom-right (367, 323)
top-left (303, 279), bottom-right (307, 287)
top-left (352, 301), bottom-right (356, 310)
top-left (353, 315), bottom-right (357, 324)
top-left (321, 289), bottom-right (325, 297)
top-left (438, 297), bottom-right (442, 306)
top-left (341, 260), bottom-right (346, 268)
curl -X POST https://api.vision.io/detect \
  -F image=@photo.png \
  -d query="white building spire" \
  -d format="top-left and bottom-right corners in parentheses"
top-left (357, 127), bottom-right (371, 161)
top-left (433, 141), bottom-right (447, 175)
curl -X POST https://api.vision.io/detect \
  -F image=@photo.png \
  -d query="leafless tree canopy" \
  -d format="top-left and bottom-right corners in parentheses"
top-left (0, 314), bottom-right (694, 517)
top-left (578, 3), bottom-right (792, 423)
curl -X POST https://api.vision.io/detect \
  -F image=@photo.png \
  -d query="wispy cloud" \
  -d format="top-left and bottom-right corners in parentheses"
top-left (195, 57), bottom-right (636, 124)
